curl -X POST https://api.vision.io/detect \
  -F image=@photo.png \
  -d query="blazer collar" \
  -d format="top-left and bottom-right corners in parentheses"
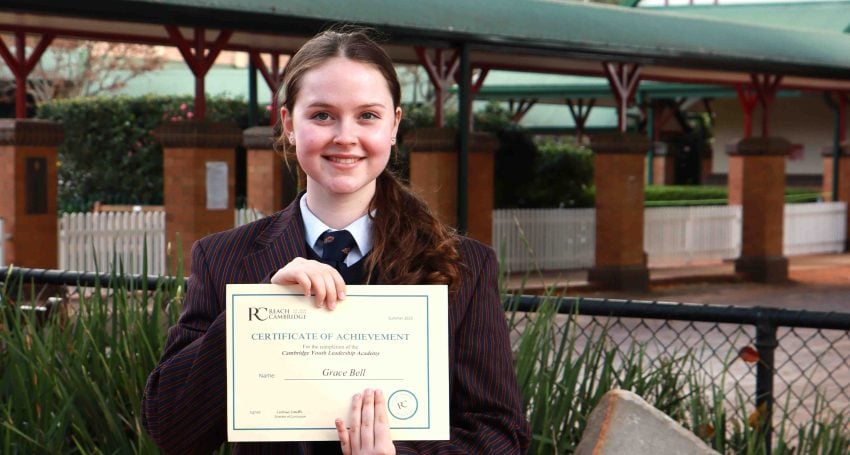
top-left (241, 194), bottom-right (308, 283)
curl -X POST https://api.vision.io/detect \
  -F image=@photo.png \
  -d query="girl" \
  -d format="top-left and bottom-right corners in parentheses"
top-left (142, 28), bottom-right (530, 454)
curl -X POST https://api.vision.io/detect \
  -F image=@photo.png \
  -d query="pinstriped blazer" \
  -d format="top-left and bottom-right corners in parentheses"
top-left (142, 196), bottom-right (530, 454)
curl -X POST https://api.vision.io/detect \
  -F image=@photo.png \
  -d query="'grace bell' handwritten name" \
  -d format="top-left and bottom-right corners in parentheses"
top-left (251, 332), bottom-right (410, 342)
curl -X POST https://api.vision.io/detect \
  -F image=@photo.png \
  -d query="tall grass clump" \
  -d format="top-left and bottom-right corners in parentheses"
top-left (0, 264), bottom-right (182, 453)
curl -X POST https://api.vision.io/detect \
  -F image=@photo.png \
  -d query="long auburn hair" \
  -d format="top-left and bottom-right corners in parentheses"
top-left (277, 28), bottom-right (462, 290)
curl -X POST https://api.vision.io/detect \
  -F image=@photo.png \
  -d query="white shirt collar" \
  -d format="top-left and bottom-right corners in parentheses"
top-left (300, 194), bottom-right (373, 265)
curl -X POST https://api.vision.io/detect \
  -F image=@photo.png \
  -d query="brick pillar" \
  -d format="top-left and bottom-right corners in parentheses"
top-left (156, 121), bottom-right (242, 275)
top-left (729, 137), bottom-right (790, 283)
top-left (405, 127), bottom-right (497, 245)
top-left (588, 132), bottom-right (650, 291)
top-left (821, 142), bottom-right (850, 250)
top-left (243, 126), bottom-right (299, 215)
top-left (651, 141), bottom-right (675, 185)
top-left (0, 119), bottom-right (63, 268)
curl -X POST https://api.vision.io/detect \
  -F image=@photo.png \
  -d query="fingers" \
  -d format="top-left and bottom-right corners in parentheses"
top-left (336, 418), bottom-right (351, 455)
top-left (360, 389), bottom-right (375, 449)
top-left (269, 258), bottom-right (346, 309)
top-left (373, 389), bottom-right (391, 444)
top-left (349, 392), bottom-right (363, 452)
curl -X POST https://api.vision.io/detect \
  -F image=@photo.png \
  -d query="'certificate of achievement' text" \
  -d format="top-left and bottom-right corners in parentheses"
top-left (225, 284), bottom-right (450, 442)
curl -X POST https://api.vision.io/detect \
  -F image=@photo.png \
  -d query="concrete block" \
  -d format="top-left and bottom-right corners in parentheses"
top-left (575, 389), bottom-right (718, 455)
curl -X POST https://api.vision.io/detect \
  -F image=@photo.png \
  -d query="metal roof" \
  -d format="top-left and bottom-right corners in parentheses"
top-left (3, 0), bottom-right (850, 89)
top-left (642, 1), bottom-right (850, 34)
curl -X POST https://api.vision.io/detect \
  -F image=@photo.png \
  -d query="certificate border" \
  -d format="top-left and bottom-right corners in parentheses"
top-left (230, 293), bottom-right (432, 433)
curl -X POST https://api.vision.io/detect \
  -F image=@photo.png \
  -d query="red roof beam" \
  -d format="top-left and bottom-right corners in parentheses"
top-left (415, 47), bottom-right (459, 128)
top-left (566, 98), bottom-right (594, 144)
top-left (0, 31), bottom-right (54, 118)
top-left (508, 98), bottom-right (537, 124)
top-left (603, 61), bottom-right (641, 133)
top-left (249, 50), bottom-right (286, 126)
top-left (165, 25), bottom-right (232, 121)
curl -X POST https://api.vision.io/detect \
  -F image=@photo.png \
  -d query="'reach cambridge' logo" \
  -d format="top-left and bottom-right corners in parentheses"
top-left (387, 390), bottom-right (418, 420)
top-left (247, 307), bottom-right (307, 322)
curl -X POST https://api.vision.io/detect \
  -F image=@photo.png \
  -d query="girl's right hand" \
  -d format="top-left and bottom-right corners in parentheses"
top-left (269, 257), bottom-right (347, 310)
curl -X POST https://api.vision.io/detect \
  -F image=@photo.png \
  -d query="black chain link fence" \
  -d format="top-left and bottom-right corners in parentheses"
top-left (507, 296), bottom-right (850, 453)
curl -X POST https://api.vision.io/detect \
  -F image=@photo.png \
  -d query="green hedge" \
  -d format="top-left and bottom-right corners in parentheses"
top-left (643, 185), bottom-right (821, 207)
top-left (37, 95), bottom-right (268, 213)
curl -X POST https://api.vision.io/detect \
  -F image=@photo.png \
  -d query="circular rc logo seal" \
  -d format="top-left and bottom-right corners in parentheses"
top-left (387, 390), bottom-right (418, 420)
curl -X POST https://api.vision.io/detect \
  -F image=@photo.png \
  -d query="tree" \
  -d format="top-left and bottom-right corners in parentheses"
top-left (27, 39), bottom-right (165, 104)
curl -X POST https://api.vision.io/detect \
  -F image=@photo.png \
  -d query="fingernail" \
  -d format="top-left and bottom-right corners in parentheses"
top-left (376, 389), bottom-right (383, 398)
top-left (339, 291), bottom-right (346, 300)
top-left (328, 302), bottom-right (336, 311)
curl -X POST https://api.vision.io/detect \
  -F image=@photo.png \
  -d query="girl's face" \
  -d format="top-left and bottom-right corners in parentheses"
top-left (282, 57), bottom-right (401, 202)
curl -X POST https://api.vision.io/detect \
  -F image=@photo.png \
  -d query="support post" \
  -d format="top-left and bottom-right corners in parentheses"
top-left (243, 127), bottom-right (299, 214)
top-left (588, 133), bottom-right (650, 291)
top-left (0, 120), bottom-right (64, 268)
top-left (754, 316), bottom-right (778, 455)
top-left (406, 128), bottom-right (497, 245)
top-left (646, 97), bottom-right (655, 184)
top-left (729, 138), bottom-right (790, 283)
top-left (457, 43), bottom-right (471, 235)
top-left (155, 121), bottom-right (242, 274)
top-left (248, 56), bottom-right (258, 128)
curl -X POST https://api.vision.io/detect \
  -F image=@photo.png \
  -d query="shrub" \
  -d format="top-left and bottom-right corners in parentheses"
top-left (37, 95), bottom-right (268, 213)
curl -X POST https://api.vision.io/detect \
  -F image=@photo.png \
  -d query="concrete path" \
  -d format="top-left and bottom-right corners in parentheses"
top-left (505, 253), bottom-right (850, 313)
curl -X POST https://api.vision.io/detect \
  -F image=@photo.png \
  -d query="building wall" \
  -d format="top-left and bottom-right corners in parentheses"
top-left (711, 95), bottom-right (846, 176)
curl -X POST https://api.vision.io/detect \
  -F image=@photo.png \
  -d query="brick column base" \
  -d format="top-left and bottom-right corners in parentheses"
top-left (405, 127), bottom-right (497, 245)
top-left (588, 132), bottom-right (650, 291)
top-left (0, 119), bottom-right (64, 268)
top-left (821, 142), bottom-right (850, 251)
top-left (243, 126), bottom-right (299, 215)
top-left (156, 121), bottom-right (242, 275)
top-left (729, 137), bottom-right (790, 283)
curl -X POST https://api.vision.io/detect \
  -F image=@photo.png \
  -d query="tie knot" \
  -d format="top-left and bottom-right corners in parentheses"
top-left (319, 229), bottom-right (356, 265)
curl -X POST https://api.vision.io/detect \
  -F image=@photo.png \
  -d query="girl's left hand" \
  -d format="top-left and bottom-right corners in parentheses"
top-left (336, 389), bottom-right (396, 455)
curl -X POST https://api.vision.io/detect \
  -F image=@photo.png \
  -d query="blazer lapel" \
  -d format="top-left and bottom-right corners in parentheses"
top-left (241, 197), bottom-right (307, 284)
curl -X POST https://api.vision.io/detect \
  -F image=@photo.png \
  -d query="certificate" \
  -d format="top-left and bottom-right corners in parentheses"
top-left (225, 284), bottom-right (450, 442)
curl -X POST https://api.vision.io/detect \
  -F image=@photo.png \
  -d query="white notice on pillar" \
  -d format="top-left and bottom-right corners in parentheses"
top-left (206, 161), bottom-right (228, 210)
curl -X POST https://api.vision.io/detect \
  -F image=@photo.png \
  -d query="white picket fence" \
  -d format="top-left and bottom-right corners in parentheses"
top-left (5, 202), bottom-right (840, 275)
top-left (59, 211), bottom-right (168, 276)
top-left (57, 208), bottom-right (266, 276)
top-left (495, 202), bottom-right (847, 271)
top-left (784, 202), bottom-right (847, 255)
top-left (493, 208), bottom-right (595, 272)
top-left (644, 205), bottom-right (742, 267)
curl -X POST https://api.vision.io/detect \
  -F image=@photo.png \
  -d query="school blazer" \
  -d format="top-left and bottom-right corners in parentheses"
top-left (142, 197), bottom-right (531, 454)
